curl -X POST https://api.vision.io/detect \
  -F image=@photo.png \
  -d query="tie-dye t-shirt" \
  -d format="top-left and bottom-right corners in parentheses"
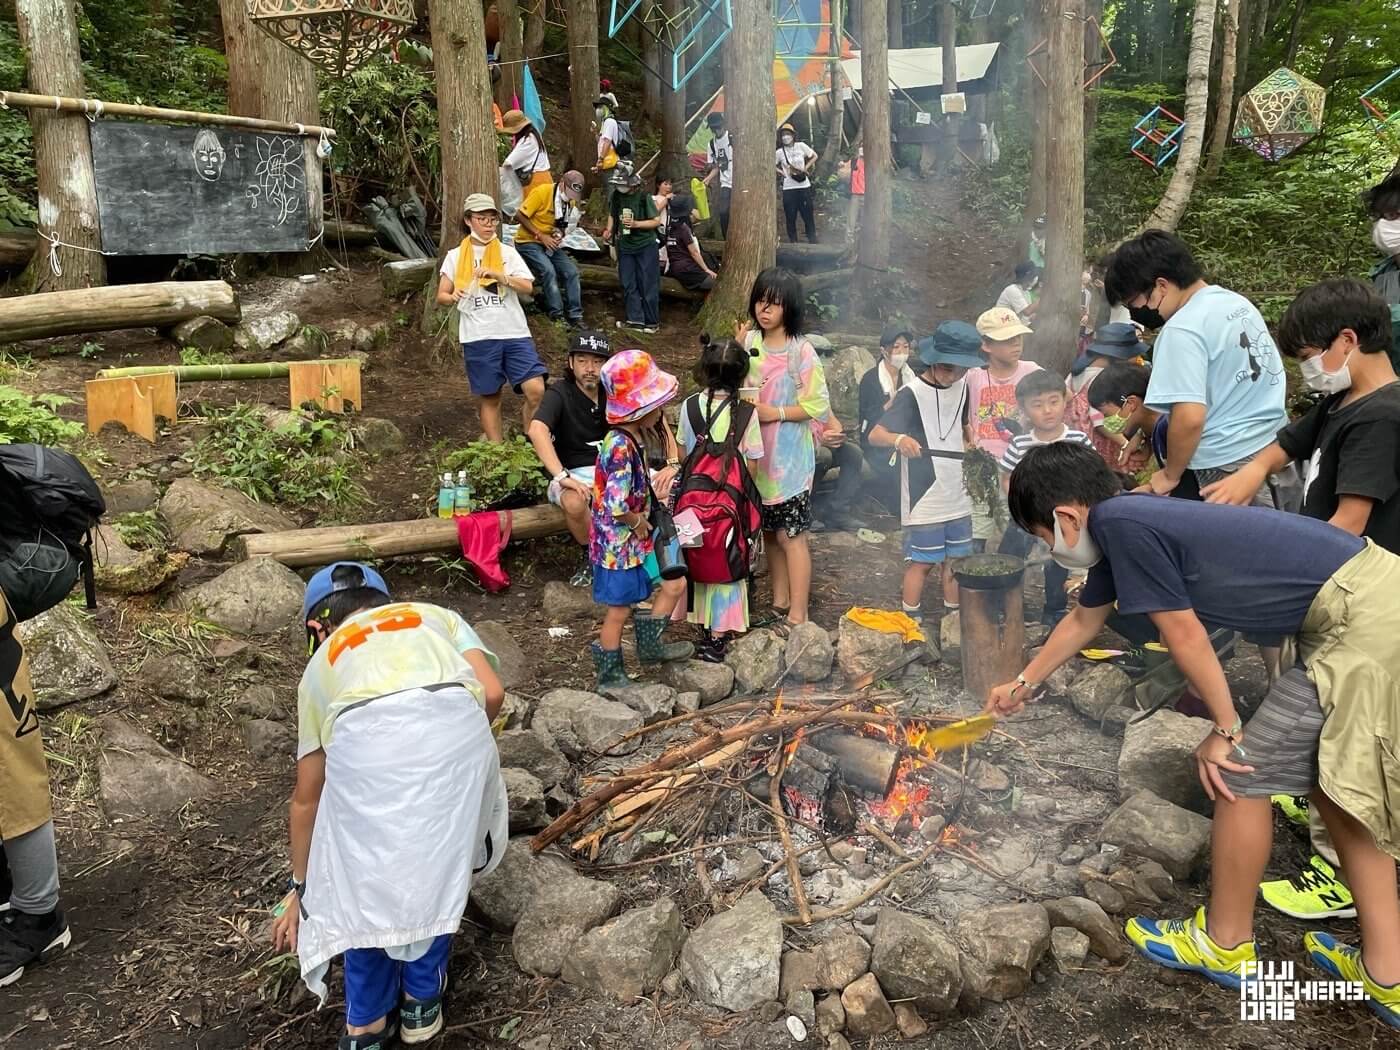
top-left (745, 334), bottom-right (831, 505)
top-left (965, 361), bottom-right (1042, 461)
top-left (589, 429), bottom-right (653, 570)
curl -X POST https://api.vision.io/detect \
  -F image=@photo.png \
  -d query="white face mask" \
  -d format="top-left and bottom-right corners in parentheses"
top-left (890, 353), bottom-right (909, 370)
top-left (1299, 347), bottom-right (1354, 394)
top-left (1374, 218), bottom-right (1400, 257)
top-left (1051, 514), bottom-right (1102, 570)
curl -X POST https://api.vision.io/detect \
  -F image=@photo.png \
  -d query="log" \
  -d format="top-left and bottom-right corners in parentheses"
top-left (821, 330), bottom-right (882, 349)
top-left (801, 268), bottom-right (857, 295)
top-left (383, 258), bottom-right (436, 296)
top-left (0, 281), bottom-right (240, 344)
top-left (324, 219), bottom-right (380, 246)
top-left (237, 504), bottom-right (568, 567)
top-left (806, 731), bottom-right (900, 798)
top-left (0, 229), bottom-right (37, 269)
top-left (576, 262), bottom-right (707, 303)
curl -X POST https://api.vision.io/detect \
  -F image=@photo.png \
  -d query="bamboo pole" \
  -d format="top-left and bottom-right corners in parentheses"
top-left (96, 360), bottom-right (360, 381)
top-left (0, 90), bottom-right (336, 138)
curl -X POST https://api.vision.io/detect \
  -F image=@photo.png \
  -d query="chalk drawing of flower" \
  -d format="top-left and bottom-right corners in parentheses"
top-left (250, 136), bottom-right (305, 227)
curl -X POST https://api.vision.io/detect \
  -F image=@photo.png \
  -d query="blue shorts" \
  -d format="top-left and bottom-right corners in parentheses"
top-left (903, 517), bottom-right (974, 564)
top-left (593, 563), bottom-right (653, 607)
top-left (462, 338), bottom-right (548, 396)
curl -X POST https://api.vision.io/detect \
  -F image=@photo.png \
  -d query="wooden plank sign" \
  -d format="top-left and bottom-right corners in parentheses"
top-left (90, 121), bottom-right (318, 255)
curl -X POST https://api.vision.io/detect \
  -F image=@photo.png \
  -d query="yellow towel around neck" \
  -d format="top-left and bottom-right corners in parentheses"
top-left (454, 235), bottom-right (505, 293)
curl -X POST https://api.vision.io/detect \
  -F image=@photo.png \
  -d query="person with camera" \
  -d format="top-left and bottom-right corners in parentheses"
top-left (775, 122), bottom-right (819, 244)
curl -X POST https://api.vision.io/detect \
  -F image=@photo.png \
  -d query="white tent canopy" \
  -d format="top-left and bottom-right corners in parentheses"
top-left (842, 43), bottom-right (1000, 93)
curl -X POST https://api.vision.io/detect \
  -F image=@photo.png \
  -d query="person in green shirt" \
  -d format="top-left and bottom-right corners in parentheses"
top-left (603, 170), bottom-right (662, 333)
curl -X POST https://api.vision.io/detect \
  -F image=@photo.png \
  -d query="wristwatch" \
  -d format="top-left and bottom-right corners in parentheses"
top-left (552, 470), bottom-right (569, 483)
top-left (288, 876), bottom-right (306, 898)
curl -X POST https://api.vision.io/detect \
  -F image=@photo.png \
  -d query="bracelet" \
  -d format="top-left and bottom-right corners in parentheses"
top-left (1010, 673), bottom-right (1039, 697)
top-left (779, 406), bottom-right (787, 422)
top-left (552, 470), bottom-right (569, 483)
top-left (287, 876), bottom-right (306, 898)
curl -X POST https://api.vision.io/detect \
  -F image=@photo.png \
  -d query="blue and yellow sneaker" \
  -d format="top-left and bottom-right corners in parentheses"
top-left (1271, 794), bottom-right (1309, 826)
top-left (1261, 856), bottom-right (1356, 919)
top-left (1125, 907), bottom-right (1259, 990)
top-left (1304, 931), bottom-right (1400, 1029)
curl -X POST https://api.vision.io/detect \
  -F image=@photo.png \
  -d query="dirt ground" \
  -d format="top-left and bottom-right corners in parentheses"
top-left (0, 186), bottom-right (1389, 1049)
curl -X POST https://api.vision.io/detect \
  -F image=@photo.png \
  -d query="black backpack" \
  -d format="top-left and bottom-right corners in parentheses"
top-left (0, 444), bottom-right (106, 621)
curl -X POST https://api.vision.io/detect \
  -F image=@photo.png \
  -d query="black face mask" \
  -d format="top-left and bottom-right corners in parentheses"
top-left (1127, 304), bottom-right (1166, 330)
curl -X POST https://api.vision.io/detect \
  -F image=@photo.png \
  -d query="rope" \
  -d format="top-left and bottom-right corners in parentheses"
top-left (37, 229), bottom-right (116, 278)
top-left (492, 47), bottom-right (594, 68)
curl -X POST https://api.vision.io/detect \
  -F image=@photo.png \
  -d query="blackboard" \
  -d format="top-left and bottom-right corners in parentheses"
top-left (90, 121), bottom-right (317, 256)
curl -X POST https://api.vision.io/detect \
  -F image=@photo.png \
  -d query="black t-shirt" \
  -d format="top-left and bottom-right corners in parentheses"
top-left (665, 221), bottom-right (702, 277)
top-left (1275, 382), bottom-right (1400, 555)
top-left (859, 363), bottom-right (906, 446)
top-left (533, 378), bottom-right (607, 470)
top-left (876, 378), bottom-right (970, 508)
top-left (1078, 495), bottom-right (1364, 636)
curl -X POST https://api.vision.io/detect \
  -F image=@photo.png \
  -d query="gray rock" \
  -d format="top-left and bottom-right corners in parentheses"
top-left (354, 417), bottom-right (405, 456)
top-left (836, 616), bottom-right (904, 684)
top-left (869, 908), bottom-right (962, 1013)
top-left (732, 847), bottom-right (767, 883)
top-left (104, 478), bottom-right (160, 515)
top-left (828, 1035), bottom-right (853, 1050)
top-left (1119, 709), bottom-right (1212, 814)
top-left (919, 815), bottom-right (947, 843)
top-left (600, 683), bottom-right (675, 725)
top-left (474, 621), bottom-right (530, 688)
top-left (171, 315), bottom-right (234, 354)
top-left (939, 611), bottom-right (961, 657)
top-left (955, 903), bottom-right (1051, 1002)
top-left (1132, 858), bottom-right (1176, 899)
top-left (1083, 880), bottom-right (1127, 915)
top-left (470, 838), bottom-right (576, 931)
top-left (786, 988), bottom-right (816, 1031)
top-left (1051, 927), bottom-right (1090, 972)
top-left (680, 892), bottom-right (782, 1012)
top-left (232, 684), bottom-right (280, 720)
top-left (784, 621), bottom-right (834, 683)
top-left (499, 691), bottom-right (533, 730)
top-left (138, 652), bottom-right (208, 705)
top-left (824, 345), bottom-right (876, 430)
top-left (503, 768), bottom-right (547, 831)
top-left (661, 969), bottom-right (683, 998)
top-left (159, 477), bottom-right (296, 556)
top-left (561, 898), bottom-right (686, 1001)
top-left (542, 580), bottom-right (597, 621)
top-left (781, 930), bottom-right (872, 995)
top-left (894, 1002), bottom-right (929, 1039)
top-left (496, 730), bottom-right (570, 787)
top-left (98, 716), bottom-right (216, 821)
top-left (95, 525), bottom-right (185, 595)
top-left (1108, 866), bottom-right (1156, 906)
top-left (972, 760), bottom-right (1011, 793)
top-left (1100, 790), bottom-right (1212, 879)
top-left (17, 604), bottom-right (117, 709)
top-left (1042, 660), bottom-right (1083, 698)
top-left (1058, 844), bottom-right (1089, 866)
top-left (815, 994), bottom-right (846, 1035)
top-left (724, 629), bottom-right (785, 693)
top-left (234, 310), bottom-right (300, 352)
top-left (1068, 664), bottom-right (1133, 720)
top-left (513, 872), bottom-right (620, 976)
top-left (244, 718), bottom-right (295, 760)
top-left (661, 660), bottom-right (735, 704)
top-left (179, 558), bottom-right (304, 635)
top-left (1041, 898), bottom-right (1127, 964)
top-left (840, 973), bottom-right (896, 1038)
top-left (674, 691), bottom-right (701, 715)
top-left (1099, 706), bottom-right (1134, 737)
top-left (573, 695), bottom-right (644, 754)
top-left (531, 689), bottom-right (591, 757)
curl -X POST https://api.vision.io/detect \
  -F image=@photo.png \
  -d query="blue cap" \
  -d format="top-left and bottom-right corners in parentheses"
top-left (916, 320), bottom-right (986, 370)
top-left (302, 561), bottom-right (390, 624)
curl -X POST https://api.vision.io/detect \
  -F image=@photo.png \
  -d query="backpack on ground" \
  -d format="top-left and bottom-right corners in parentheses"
top-left (0, 444), bottom-right (105, 621)
top-left (673, 396), bottom-right (763, 585)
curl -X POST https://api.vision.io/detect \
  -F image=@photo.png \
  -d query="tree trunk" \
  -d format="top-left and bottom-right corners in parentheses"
top-left (696, 0), bottom-right (776, 334)
top-left (219, 0), bottom-right (263, 118)
top-left (1204, 0), bottom-right (1241, 179)
top-left (641, 27), bottom-right (662, 124)
top-left (939, 0), bottom-right (959, 171)
top-left (1142, 0), bottom-right (1217, 232)
top-left (524, 0), bottom-right (548, 58)
top-left (1023, 1), bottom-right (1047, 254)
top-left (1082, 0), bottom-right (1104, 136)
top-left (1282, 0), bottom-right (1305, 67)
top-left (1231, 0), bottom-right (1253, 119)
top-left (567, 0), bottom-right (601, 178)
top-left (1316, 1), bottom-right (1359, 87)
top-left (816, 0), bottom-right (846, 178)
top-left (16, 0), bottom-right (106, 291)
top-left (659, 0), bottom-right (689, 180)
top-left (1037, 0), bottom-right (1085, 374)
top-left (495, 0), bottom-right (524, 108)
top-left (887, 0), bottom-right (903, 50)
top-left (855, 0), bottom-right (891, 312)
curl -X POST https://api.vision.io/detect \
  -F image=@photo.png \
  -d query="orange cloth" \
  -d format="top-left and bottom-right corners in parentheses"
top-left (843, 607), bottom-right (926, 644)
top-left (454, 235), bottom-right (505, 292)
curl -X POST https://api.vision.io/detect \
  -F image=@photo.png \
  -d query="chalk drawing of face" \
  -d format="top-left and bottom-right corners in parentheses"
top-left (193, 130), bottom-right (227, 182)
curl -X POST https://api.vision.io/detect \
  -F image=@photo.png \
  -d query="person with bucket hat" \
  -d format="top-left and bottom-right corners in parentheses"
top-left (514, 169), bottom-right (585, 327)
top-left (589, 350), bottom-right (692, 688)
top-left (498, 109), bottom-right (552, 194)
top-left (775, 122), bottom-right (819, 243)
top-left (271, 562), bottom-right (508, 1050)
top-left (867, 321), bottom-right (982, 623)
top-left (702, 111), bottom-right (733, 237)
top-left (603, 170), bottom-right (663, 333)
top-left (1066, 322), bottom-right (1152, 475)
top-left (435, 193), bottom-right (546, 442)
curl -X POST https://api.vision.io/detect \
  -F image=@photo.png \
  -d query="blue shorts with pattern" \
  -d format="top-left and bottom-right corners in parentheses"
top-left (903, 517), bottom-right (974, 564)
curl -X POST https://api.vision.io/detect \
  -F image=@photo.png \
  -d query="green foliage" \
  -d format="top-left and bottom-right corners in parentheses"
top-left (179, 346), bottom-right (232, 367)
top-left (962, 447), bottom-right (1006, 529)
top-left (190, 403), bottom-right (365, 512)
top-left (319, 59), bottom-right (440, 204)
top-left (113, 510), bottom-right (166, 551)
top-left (437, 437), bottom-right (547, 509)
top-left (0, 351), bottom-right (34, 383)
top-left (78, 341), bottom-right (103, 360)
top-left (0, 386), bottom-right (83, 445)
top-left (0, 20), bottom-right (36, 228)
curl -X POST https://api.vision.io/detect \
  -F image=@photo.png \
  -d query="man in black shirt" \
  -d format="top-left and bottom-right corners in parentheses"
top-left (527, 330), bottom-right (613, 585)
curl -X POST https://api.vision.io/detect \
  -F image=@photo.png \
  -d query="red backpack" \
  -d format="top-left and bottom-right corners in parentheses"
top-left (673, 395), bottom-right (763, 584)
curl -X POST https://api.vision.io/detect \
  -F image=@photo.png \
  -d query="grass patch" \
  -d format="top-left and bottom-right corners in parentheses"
top-left (45, 711), bottom-right (101, 805)
top-left (120, 606), bottom-right (228, 661)
top-left (180, 346), bottom-right (232, 367)
top-left (112, 510), bottom-right (167, 550)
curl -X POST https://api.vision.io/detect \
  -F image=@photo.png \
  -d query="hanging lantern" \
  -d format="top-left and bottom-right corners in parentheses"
top-left (247, 0), bottom-right (417, 78)
top-left (1232, 67), bottom-right (1327, 162)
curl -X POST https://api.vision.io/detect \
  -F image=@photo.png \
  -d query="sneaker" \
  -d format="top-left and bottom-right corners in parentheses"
top-left (569, 561), bottom-right (593, 588)
top-left (1125, 906), bottom-right (1259, 991)
top-left (400, 992), bottom-right (445, 1044)
top-left (1271, 794), bottom-right (1310, 826)
top-left (1304, 931), bottom-right (1400, 1029)
top-left (0, 908), bottom-right (72, 988)
top-left (1261, 856), bottom-right (1356, 919)
top-left (338, 1020), bottom-right (398, 1050)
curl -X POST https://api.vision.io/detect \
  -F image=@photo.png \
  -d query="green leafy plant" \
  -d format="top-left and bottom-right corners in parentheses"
top-left (113, 511), bottom-right (166, 550)
top-left (436, 437), bottom-right (547, 509)
top-left (962, 447), bottom-right (1007, 530)
top-left (0, 386), bottom-right (83, 445)
top-left (79, 341), bottom-right (104, 360)
top-left (180, 346), bottom-right (232, 367)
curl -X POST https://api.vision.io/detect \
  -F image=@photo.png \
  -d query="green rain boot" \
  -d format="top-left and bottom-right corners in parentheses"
top-left (633, 612), bottom-right (695, 664)
top-left (590, 641), bottom-right (633, 690)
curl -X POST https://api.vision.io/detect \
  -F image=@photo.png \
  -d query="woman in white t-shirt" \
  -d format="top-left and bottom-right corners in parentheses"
top-left (996, 261), bottom-right (1041, 322)
top-left (775, 122), bottom-right (819, 243)
top-left (499, 110), bottom-right (552, 193)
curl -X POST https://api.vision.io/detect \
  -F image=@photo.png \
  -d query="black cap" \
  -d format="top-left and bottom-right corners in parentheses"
top-left (706, 112), bottom-right (725, 127)
top-left (880, 322), bottom-right (914, 348)
top-left (570, 330), bottom-right (612, 358)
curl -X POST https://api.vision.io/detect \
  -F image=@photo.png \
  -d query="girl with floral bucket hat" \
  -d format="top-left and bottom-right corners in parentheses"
top-left (590, 350), bottom-right (693, 688)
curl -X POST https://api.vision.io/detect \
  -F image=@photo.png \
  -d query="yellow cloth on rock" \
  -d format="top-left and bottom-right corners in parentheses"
top-left (844, 607), bottom-right (926, 644)
top-left (454, 235), bottom-right (505, 292)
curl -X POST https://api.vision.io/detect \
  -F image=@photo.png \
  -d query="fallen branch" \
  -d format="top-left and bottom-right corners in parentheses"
top-left (779, 838), bottom-right (944, 926)
top-left (770, 738), bottom-right (812, 925)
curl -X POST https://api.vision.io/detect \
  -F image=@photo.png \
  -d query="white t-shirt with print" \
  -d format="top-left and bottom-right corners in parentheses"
top-left (709, 131), bottom-right (733, 189)
top-left (776, 141), bottom-right (818, 191)
top-left (440, 241), bottom-right (533, 345)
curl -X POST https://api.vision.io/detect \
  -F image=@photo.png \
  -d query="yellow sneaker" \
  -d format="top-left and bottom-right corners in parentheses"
top-left (1304, 931), bottom-right (1400, 1029)
top-left (1270, 794), bottom-right (1309, 826)
top-left (1125, 906), bottom-right (1259, 990)
top-left (1261, 856), bottom-right (1356, 919)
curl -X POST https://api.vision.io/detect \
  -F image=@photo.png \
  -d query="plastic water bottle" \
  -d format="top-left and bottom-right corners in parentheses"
top-left (454, 470), bottom-right (475, 515)
top-left (436, 472), bottom-right (455, 519)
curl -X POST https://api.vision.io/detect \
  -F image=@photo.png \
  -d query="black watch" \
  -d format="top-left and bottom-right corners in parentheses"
top-left (288, 876), bottom-right (306, 898)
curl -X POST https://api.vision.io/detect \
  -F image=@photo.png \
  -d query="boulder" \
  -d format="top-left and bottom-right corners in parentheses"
top-left (919, 815), bottom-right (947, 843)
top-left (353, 417), bottom-right (405, 456)
top-left (815, 993), bottom-right (846, 1036)
top-left (600, 683), bottom-right (675, 725)
top-left (573, 695), bottom-right (645, 754)
top-left (824, 345), bottom-right (876, 430)
top-left (496, 730), bottom-right (570, 788)
top-left (784, 622), bottom-right (834, 683)
top-left (233, 310), bottom-right (300, 352)
top-left (1042, 661), bottom-right (1080, 698)
top-left (159, 478), bottom-right (296, 556)
top-left (955, 903), bottom-right (1051, 1002)
top-left (1118, 709), bottom-right (1212, 814)
top-left (894, 1002), bottom-right (928, 1039)
top-left (780, 930), bottom-right (872, 995)
top-left (474, 621), bottom-right (530, 689)
top-left (17, 604), bottom-right (117, 709)
top-left (97, 716), bottom-right (216, 821)
top-left (1051, 927), bottom-right (1090, 972)
top-left (679, 891), bottom-right (782, 1012)
top-left (542, 580), bottom-right (597, 621)
top-left (178, 558), bottom-right (304, 635)
top-left (103, 478), bottom-right (160, 515)
top-left (661, 660), bottom-right (734, 705)
top-left (244, 718), bottom-right (296, 761)
top-left (503, 768), bottom-right (547, 831)
top-left (724, 629), bottom-right (785, 693)
top-left (531, 688), bottom-right (591, 757)
top-left (96, 546), bottom-right (188, 596)
top-left (94, 524), bottom-right (143, 569)
top-left (470, 838), bottom-right (575, 931)
top-left (171, 315), bottom-right (234, 354)
top-left (840, 973), bottom-right (896, 1038)
top-left (561, 898), bottom-right (687, 1001)
top-left (1132, 858), bottom-right (1176, 899)
top-left (513, 871), bottom-right (620, 976)
top-left (1067, 664), bottom-right (1132, 720)
top-left (1082, 880), bottom-right (1126, 915)
top-left (138, 652), bottom-right (209, 705)
top-left (1100, 790), bottom-right (1212, 879)
top-left (1042, 896), bottom-right (1128, 964)
top-left (836, 616), bottom-right (903, 684)
top-left (869, 908), bottom-right (962, 1013)
top-left (674, 691), bottom-right (701, 715)
top-left (785, 987), bottom-right (816, 1031)
top-left (232, 684), bottom-right (280, 720)
top-left (499, 691), bottom-right (533, 730)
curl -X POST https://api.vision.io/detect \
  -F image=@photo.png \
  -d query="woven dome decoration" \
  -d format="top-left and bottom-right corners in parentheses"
top-left (1232, 67), bottom-right (1327, 162)
top-left (248, 0), bottom-right (416, 77)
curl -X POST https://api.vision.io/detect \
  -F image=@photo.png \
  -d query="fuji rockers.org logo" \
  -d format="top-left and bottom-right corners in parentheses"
top-left (1239, 960), bottom-right (1368, 1021)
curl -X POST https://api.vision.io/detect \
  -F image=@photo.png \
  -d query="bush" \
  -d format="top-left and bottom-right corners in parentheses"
top-left (436, 436), bottom-right (548, 509)
top-left (0, 386), bottom-right (83, 445)
top-left (319, 59), bottom-right (440, 206)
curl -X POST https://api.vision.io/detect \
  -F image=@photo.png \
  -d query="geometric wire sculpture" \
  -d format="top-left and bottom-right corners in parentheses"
top-left (1360, 68), bottom-right (1400, 149)
top-left (1232, 67), bottom-right (1327, 162)
top-left (1131, 104), bottom-right (1185, 169)
top-left (608, 0), bottom-right (732, 90)
top-left (1026, 16), bottom-right (1116, 90)
top-left (247, 0), bottom-right (416, 78)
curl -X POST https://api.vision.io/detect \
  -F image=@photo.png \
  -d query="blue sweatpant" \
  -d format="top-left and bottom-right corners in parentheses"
top-left (343, 934), bottom-right (452, 1026)
top-left (617, 247), bottom-right (660, 326)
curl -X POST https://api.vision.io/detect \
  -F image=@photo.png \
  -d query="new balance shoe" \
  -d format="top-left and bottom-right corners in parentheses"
top-left (1271, 794), bottom-right (1310, 826)
top-left (1261, 856), bottom-right (1356, 919)
top-left (338, 1020), bottom-right (398, 1050)
top-left (1125, 906), bottom-right (1259, 991)
top-left (0, 907), bottom-right (71, 988)
top-left (1304, 931), bottom-right (1400, 1029)
top-left (400, 992), bottom-right (445, 1044)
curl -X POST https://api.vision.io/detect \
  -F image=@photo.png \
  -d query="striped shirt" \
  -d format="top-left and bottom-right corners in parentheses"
top-left (999, 426), bottom-right (1093, 472)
